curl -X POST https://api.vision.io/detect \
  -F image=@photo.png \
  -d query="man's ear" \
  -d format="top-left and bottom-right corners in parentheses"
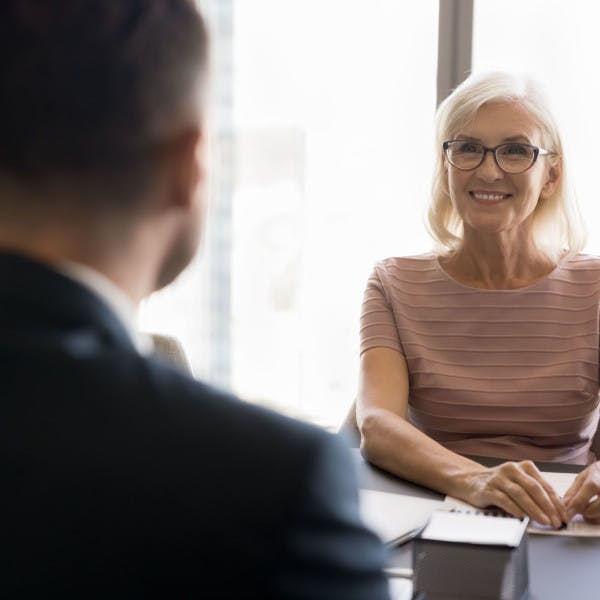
top-left (165, 126), bottom-right (205, 211)
top-left (540, 157), bottom-right (562, 200)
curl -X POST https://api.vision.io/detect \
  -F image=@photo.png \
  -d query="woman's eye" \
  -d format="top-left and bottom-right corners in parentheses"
top-left (502, 143), bottom-right (529, 156)
top-left (457, 142), bottom-right (480, 153)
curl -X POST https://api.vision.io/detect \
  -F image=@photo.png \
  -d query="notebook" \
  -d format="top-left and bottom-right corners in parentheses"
top-left (444, 470), bottom-right (600, 538)
top-left (420, 509), bottom-right (528, 547)
top-left (359, 489), bottom-right (445, 546)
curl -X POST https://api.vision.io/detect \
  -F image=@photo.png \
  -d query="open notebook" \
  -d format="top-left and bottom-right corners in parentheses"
top-left (360, 469), bottom-right (600, 548)
top-left (359, 489), bottom-right (445, 546)
top-left (360, 470), bottom-right (600, 547)
top-left (421, 509), bottom-right (528, 546)
top-left (444, 470), bottom-right (600, 538)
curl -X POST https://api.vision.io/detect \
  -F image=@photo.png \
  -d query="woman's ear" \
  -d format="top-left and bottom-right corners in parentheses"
top-left (540, 157), bottom-right (562, 200)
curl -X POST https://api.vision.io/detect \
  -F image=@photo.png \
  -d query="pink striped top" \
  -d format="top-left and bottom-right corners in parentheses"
top-left (360, 253), bottom-right (600, 465)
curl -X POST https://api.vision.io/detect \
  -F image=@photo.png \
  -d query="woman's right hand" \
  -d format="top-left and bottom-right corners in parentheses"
top-left (459, 460), bottom-right (567, 528)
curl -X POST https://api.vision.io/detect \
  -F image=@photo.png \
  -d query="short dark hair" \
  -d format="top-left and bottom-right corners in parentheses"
top-left (0, 0), bottom-right (208, 191)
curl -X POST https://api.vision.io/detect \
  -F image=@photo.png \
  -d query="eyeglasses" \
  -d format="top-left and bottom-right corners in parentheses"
top-left (443, 140), bottom-right (556, 174)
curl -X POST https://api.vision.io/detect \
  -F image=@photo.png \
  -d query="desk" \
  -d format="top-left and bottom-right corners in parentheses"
top-left (352, 449), bottom-right (600, 600)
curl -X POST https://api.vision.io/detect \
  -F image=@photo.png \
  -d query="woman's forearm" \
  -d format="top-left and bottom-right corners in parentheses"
top-left (359, 408), bottom-right (485, 497)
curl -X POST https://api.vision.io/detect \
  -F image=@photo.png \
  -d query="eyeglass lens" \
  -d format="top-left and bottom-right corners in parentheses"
top-left (445, 141), bottom-right (536, 173)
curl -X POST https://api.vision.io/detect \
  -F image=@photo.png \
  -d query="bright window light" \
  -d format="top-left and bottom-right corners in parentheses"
top-left (140, 1), bottom-right (440, 428)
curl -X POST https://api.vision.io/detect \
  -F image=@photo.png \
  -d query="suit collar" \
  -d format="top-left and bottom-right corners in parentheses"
top-left (57, 260), bottom-right (152, 354)
top-left (0, 251), bottom-right (137, 352)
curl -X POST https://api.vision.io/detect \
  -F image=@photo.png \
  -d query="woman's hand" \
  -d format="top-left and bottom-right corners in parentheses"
top-left (563, 462), bottom-right (600, 524)
top-left (459, 460), bottom-right (567, 528)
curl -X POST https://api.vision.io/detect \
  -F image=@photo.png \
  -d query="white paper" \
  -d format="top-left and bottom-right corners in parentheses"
top-left (541, 471), bottom-right (576, 497)
top-left (388, 578), bottom-right (413, 600)
top-left (420, 509), bottom-right (528, 546)
top-left (529, 471), bottom-right (600, 537)
top-left (359, 489), bottom-right (445, 545)
top-left (444, 470), bottom-right (600, 538)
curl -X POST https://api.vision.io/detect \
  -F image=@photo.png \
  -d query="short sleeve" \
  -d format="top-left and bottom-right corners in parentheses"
top-left (359, 262), bottom-right (404, 356)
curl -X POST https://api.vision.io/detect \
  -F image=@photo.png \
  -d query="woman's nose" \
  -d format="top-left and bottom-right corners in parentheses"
top-left (476, 150), bottom-right (504, 181)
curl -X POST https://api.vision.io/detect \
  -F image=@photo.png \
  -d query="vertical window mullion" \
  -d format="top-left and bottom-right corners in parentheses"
top-left (437, 0), bottom-right (473, 106)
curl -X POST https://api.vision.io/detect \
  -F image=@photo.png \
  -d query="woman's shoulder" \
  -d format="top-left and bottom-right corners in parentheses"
top-left (563, 252), bottom-right (600, 266)
top-left (373, 252), bottom-right (438, 274)
top-left (369, 253), bottom-right (443, 292)
top-left (558, 253), bottom-right (600, 276)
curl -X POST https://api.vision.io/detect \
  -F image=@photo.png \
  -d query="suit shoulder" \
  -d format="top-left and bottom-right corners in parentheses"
top-left (125, 354), bottom-right (338, 458)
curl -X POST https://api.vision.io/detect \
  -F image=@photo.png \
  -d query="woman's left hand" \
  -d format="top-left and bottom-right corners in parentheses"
top-left (563, 462), bottom-right (600, 524)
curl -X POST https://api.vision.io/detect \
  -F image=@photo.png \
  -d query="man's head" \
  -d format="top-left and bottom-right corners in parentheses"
top-left (0, 0), bottom-right (209, 292)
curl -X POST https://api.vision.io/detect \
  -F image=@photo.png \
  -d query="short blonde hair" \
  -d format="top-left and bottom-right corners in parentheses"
top-left (427, 71), bottom-right (586, 262)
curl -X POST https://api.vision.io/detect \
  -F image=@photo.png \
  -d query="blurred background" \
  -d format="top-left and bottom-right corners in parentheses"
top-left (139, 0), bottom-right (600, 429)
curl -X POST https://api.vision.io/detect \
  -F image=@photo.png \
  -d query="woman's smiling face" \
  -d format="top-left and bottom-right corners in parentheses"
top-left (445, 101), bottom-right (560, 239)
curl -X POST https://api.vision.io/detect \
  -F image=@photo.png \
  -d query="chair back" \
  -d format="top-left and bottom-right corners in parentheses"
top-left (149, 333), bottom-right (192, 375)
top-left (338, 398), bottom-right (360, 448)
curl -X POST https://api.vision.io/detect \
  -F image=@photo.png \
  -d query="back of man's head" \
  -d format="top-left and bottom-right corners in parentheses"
top-left (0, 0), bottom-right (208, 207)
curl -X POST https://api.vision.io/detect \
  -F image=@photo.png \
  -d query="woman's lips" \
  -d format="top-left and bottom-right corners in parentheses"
top-left (470, 191), bottom-right (512, 204)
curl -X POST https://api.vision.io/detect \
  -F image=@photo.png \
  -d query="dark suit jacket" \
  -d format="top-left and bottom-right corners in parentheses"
top-left (0, 252), bottom-right (389, 599)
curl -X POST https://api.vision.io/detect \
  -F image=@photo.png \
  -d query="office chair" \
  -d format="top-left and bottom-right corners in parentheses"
top-left (148, 333), bottom-right (192, 375)
top-left (338, 397), bottom-right (361, 448)
top-left (592, 417), bottom-right (600, 459)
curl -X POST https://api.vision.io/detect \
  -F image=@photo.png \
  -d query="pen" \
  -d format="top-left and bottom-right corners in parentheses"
top-left (389, 524), bottom-right (426, 547)
top-left (384, 566), bottom-right (414, 579)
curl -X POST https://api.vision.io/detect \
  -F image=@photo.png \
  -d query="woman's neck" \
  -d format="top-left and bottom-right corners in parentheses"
top-left (438, 241), bottom-right (557, 290)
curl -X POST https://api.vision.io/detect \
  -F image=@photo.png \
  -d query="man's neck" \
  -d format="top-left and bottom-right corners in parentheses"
top-left (0, 223), bottom-right (155, 304)
top-left (57, 259), bottom-right (153, 355)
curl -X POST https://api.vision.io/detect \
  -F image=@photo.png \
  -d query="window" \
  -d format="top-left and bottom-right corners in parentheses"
top-left (473, 0), bottom-right (600, 254)
top-left (140, 1), bottom-right (439, 427)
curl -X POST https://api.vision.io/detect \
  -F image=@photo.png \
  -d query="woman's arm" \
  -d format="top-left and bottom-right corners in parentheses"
top-left (357, 347), bottom-right (567, 528)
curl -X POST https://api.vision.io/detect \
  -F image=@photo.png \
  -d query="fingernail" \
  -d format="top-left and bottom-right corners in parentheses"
top-left (552, 517), bottom-right (562, 529)
top-left (540, 515), bottom-right (551, 526)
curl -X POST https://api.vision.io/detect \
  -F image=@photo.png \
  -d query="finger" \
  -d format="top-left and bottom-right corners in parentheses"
top-left (501, 482), bottom-right (555, 526)
top-left (480, 490), bottom-right (527, 519)
top-left (563, 471), bottom-right (586, 505)
top-left (487, 469), bottom-right (554, 526)
top-left (484, 463), bottom-right (545, 522)
top-left (504, 462), bottom-right (564, 528)
top-left (480, 489), bottom-right (526, 521)
top-left (519, 462), bottom-right (568, 525)
top-left (472, 463), bottom-right (559, 526)
top-left (565, 481), bottom-right (599, 520)
top-left (581, 495), bottom-right (600, 523)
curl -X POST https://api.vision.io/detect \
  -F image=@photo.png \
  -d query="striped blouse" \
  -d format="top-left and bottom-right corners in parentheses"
top-left (360, 253), bottom-right (600, 465)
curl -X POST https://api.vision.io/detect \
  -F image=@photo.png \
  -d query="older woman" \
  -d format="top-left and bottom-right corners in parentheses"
top-left (358, 71), bottom-right (600, 528)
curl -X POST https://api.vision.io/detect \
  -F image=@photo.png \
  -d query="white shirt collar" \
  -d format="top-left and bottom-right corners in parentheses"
top-left (56, 261), bottom-right (153, 355)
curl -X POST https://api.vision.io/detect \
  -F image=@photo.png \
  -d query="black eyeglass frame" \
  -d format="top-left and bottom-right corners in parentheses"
top-left (442, 140), bottom-right (557, 174)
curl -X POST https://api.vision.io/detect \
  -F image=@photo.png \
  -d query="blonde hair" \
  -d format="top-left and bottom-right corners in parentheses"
top-left (427, 71), bottom-right (586, 262)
